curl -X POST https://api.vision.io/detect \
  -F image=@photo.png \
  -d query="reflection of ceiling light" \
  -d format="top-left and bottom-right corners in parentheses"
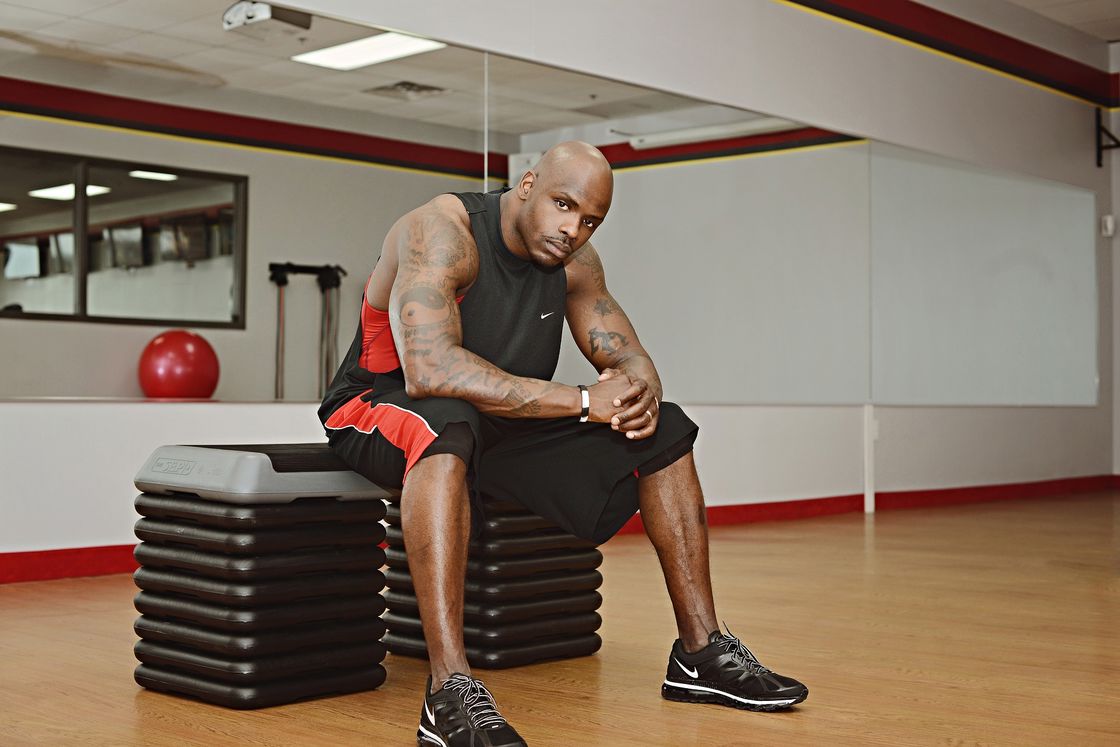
top-left (628, 117), bottom-right (800, 150)
top-left (0, 202), bottom-right (16, 212)
top-left (28, 184), bottom-right (111, 200)
top-left (292, 32), bottom-right (445, 71)
top-left (129, 170), bottom-right (179, 182)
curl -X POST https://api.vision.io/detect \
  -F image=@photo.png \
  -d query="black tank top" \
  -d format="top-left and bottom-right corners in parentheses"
top-left (456, 190), bottom-right (567, 381)
top-left (320, 189), bottom-right (567, 419)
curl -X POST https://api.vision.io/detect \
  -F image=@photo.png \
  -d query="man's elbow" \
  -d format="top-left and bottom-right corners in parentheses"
top-left (402, 369), bottom-right (434, 399)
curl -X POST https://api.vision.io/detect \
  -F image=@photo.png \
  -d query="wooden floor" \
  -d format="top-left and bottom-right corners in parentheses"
top-left (2, 494), bottom-right (1118, 746)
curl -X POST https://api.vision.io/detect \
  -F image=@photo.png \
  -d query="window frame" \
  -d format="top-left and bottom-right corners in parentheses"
top-left (0, 144), bottom-right (248, 329)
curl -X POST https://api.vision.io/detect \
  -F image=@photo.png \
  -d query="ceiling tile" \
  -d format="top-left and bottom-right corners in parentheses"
top-left (107, 32), bottom-right (210, 59)
top-left (0, 4), bottom-right (70, 32)
top-left (171, 46), bottom-right (275, 76)
top-left (1, 0), bottom-right (121, 15)
top-left (222, 67), bottom-right (311, 92)
top-left (159, 15), bottom-right (240, 47)
top-left (82, 0), bottom-right (221, 32)
top-left (36, 18), bottom-right (143, 46)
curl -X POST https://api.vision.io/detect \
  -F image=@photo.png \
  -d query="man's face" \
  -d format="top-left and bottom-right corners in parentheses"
top-left (517, 169), bottom-right (612, 267)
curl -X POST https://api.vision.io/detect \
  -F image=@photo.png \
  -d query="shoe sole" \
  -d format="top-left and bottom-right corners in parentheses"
top-left (661, 680), bottom-right (808, 712)
top-left (417, 727), bottom-right (446, 746)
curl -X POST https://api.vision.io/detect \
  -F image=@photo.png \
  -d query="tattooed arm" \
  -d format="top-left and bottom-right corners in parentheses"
top-left (565, 242), bottom-right (662, 439)
top-left (388, 199), bottom-right (629, 421)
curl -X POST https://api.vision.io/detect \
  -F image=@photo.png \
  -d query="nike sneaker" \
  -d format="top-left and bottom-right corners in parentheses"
top-left (661, 626), bottom-right (808, 711)
top-left (417, 673), bottom-right (528, 746)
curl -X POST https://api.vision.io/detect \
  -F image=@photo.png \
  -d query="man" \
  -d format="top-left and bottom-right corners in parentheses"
top-left (319, 141), bottom-right (807, 746)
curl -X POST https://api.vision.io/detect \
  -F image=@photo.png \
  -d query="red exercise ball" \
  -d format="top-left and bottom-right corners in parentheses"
top-left (138, 329), bottom-right (220, 399)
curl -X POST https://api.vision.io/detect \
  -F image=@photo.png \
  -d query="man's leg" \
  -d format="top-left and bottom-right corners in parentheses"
top-left (399, 452), bottom-right (472, 687)
top-left (642, 450), bottom-right (809, 710)
top-left (637, 451), bottom-right (719, 651)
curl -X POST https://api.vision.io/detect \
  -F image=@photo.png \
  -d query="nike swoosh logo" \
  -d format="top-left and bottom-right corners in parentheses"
top-left (674, 657), bottom-right (699, 678)
top-left (424, 701), bottom-right (435, 723)
top-left (540, 312), bottom-right (555, 319)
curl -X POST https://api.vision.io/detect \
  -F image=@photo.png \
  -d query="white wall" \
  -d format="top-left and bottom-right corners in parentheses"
top-left (2, 1), bottom-right (1117, 558)
top-left (285, 0), bottom-right (1115, 498)
top-left (0, 112), bottom-right (478, 400)
top-left (0, 401), bottom-right (325, 553)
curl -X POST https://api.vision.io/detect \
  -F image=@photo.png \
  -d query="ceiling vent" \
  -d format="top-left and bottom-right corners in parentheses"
top-left (363, 81), bottom-right (447, 101)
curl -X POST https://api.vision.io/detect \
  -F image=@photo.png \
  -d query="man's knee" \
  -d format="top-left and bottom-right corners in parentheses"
top-left (415, 399), bottom-right (480, 470)
top-left (418, 421), bottom-right (476, 469)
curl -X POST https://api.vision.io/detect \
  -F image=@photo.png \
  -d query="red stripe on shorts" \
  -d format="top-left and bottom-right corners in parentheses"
top-left (325, 392), bottom-right (439, 475)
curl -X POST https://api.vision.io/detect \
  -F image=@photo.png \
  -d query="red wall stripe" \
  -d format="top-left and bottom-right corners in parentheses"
top-left (1, 475), bottom-right (1116, 584)
top-left (615, 474), bottom-right (1119, 536)
top-left (0, 75), bottom-right (507, 178)
top-left (0, 544), bottom-right (138, 584)
top-left (598, 127), bottom-right (858, 169)
top-left (787, 0), bottom-right (1113, 105)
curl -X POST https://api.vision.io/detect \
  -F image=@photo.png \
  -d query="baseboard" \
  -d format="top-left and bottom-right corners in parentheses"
top-left (0, 544), bottom-right (138, 584)
top-left (615, 474), bottom-right (1119, 535)
top-left (3, 475), bottom-right (1117, 584)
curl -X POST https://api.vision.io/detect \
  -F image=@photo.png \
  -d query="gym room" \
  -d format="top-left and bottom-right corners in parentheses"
top-left (1, 1), bottom-right (1118, 745)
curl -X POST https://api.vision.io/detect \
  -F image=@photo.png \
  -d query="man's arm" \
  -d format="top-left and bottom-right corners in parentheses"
top-left (566, 243), bottom-right (662, 439)
top-left (390, 204), bottom-right (629, 420)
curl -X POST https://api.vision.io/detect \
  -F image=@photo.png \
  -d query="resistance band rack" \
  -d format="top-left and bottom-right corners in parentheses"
top-left (268, 262), bottom-right (347, 400)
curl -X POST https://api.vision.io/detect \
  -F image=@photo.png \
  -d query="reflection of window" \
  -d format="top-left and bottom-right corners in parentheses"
top-left (3, 241), bottom-right (40, 279)
top-left (109, 225), bottom-right (144, 269)
top-left (160, 218), bottom-right (210, 264)
top-left (51, 233), bottom-right (74, 274)
top-left (0, 144), bottom-right (247, 327)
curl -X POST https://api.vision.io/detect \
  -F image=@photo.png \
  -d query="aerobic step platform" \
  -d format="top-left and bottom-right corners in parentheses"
top-left (131, 443), bottom-right (393, 709)
top-left (382, 495), bottom-right (604, 669)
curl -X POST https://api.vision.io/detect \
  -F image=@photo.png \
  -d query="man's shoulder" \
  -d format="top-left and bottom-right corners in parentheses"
top-left (396, 193), bottom-right (475, 244)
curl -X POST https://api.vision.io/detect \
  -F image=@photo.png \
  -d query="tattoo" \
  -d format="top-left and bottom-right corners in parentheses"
top-left (502, 381), bottom-right (543, 416)
top-left (588, 327), bottom-right (628, 356)
top-left (593, 297), bottom-right (620, 317)
top-left (398, 286), bottom-right (450, 327)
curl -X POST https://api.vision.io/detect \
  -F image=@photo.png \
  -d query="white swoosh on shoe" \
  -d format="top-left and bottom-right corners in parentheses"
top-left (674, 657), bottom-right (699, 678)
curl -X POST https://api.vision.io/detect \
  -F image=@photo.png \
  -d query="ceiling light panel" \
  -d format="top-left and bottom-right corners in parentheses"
top-left (28, 184), bottom-right (111, 200)
top-left (128, 170), bottom-right (179, 181)
top-left (292, 32), bottom-right (446, 71)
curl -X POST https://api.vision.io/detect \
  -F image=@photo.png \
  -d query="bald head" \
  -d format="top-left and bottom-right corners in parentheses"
top-left (503, 141), bottom-right (613, 267)
top-left (533, 141), bottom-right (612, 191)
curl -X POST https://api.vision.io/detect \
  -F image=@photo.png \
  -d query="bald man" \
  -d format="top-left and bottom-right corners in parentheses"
top-left (319, 142), bottom-right (807, 746)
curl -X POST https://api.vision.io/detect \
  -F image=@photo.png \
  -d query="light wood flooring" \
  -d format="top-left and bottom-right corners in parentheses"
top-left (2, 493), bottom-right (1118, 746)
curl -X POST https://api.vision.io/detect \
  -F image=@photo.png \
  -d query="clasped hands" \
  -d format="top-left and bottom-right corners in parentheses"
top-left (586, 367), bottom-right (659, 440)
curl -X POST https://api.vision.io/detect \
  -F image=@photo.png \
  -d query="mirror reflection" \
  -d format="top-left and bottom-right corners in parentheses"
top-left (0, 149), bottom-right (79, 315)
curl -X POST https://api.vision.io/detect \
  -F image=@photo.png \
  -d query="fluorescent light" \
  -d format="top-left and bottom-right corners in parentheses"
top-left (292, 32), bottom-right (446, 71)
top-left (28, 184), bottom-right (111, 201)
top-left (129, 170), bottom-right (179, 182)
top-left (0, 202), bottom-right (16, 213)
top-left (628, 117), bottom-right (801, 150)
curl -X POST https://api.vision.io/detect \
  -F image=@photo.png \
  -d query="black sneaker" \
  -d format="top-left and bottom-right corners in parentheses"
top-left (661, 626), bottom-right (808, 711)
top-left (417, 673), bottom-right (528, 746)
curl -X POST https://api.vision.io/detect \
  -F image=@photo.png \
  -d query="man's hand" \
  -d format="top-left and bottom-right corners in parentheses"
top-left (598, 367), bottom-right (659, 440)
top-left (586, 374), bottom-right (637, 424)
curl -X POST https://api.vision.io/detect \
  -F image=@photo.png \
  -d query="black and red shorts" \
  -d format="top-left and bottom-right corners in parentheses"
top-left (322, 370), bottom-right (699, 545)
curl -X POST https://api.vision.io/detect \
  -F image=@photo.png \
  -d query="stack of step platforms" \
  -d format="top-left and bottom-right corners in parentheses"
top-left (131, 443), bottom-right (396, 709)
top-left (382, 495), bottom-right (605, 668)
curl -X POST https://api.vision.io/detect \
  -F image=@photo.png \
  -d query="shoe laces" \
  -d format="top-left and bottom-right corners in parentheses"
top-left (714, 624), bottom-right (771, 675)
top-left (441, 674), bottom-right (508, 730)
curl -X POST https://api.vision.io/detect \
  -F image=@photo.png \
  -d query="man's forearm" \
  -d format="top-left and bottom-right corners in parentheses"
top-left (410, 341), bottom-right (580, 418)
